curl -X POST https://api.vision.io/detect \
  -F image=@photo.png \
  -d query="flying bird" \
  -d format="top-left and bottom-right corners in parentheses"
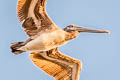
top-left (10, 0), bottom-right (109, 80)
top-left (11, 0), bottom-right (109, 54)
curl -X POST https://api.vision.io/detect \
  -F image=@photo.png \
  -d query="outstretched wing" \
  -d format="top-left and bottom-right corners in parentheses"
top-left (17, 0), bottom-right (58, 38)
top-left (29, 49), bottom-right (82, 80)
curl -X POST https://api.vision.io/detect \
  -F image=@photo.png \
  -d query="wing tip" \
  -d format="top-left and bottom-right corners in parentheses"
top-left (17, 0), bottom-right (27, 22)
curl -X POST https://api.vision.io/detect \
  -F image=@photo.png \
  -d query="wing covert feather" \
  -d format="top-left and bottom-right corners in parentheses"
top-left (17, 0), bottom-right (58, 38)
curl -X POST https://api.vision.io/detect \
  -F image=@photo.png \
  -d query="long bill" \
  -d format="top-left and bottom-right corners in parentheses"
top-left (76, 26), bottom-right (110, 34)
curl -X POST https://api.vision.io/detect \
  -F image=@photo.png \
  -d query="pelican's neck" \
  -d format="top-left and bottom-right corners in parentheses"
top-left (65, 31), bottom-right (79, 41)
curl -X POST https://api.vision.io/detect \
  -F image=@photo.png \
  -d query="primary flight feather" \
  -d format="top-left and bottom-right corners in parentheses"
top-left (30, 48), bottom-right (82, 80)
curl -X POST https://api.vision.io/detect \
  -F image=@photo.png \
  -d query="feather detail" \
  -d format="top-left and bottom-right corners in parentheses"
top-left (30, 49), bottom-right (82, 80)
top-left (17, 0), bottom-right (31, 22)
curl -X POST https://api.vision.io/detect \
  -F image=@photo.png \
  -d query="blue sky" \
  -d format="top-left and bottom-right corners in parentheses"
top-left (0, 0), bottom-right (120, 80)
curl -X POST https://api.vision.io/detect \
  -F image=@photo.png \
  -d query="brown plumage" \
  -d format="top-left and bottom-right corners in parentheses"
top-left (11, 0), bottom-right (109, 53)
top-left (10, 0), bottom-right (109, 80)
top-left (17, 0), bottom-right (57, 39)
top-left (30, 48), bottom-right (82, 80)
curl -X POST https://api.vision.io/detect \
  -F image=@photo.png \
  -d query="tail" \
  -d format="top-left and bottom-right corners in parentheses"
top-left (10, 42), bottom-right (25, 55)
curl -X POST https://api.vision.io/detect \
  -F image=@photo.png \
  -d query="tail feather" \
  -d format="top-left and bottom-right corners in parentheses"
top-left (10, 42), bottom-right (25, 55)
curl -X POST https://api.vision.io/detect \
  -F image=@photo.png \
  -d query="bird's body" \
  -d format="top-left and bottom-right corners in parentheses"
top-left (10, 0), bottom-right (109, 80)
top-left (19, 29), bottom-right (70, 52)
top-left (14, 0), bottom-right (108, 53)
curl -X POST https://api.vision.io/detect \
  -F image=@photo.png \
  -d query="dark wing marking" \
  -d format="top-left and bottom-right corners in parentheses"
top-left (22, 17), bottom-right (38, 38)
top-left (17, 0), bottom-right (58, 38)
top-left (30, 49), bottom-right (82, 80)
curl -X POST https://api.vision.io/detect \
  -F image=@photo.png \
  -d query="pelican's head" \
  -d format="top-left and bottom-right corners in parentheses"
top-left (64, 25), bottom-right (109, 40)
top-left (64, 25), bottom-right (109, 33)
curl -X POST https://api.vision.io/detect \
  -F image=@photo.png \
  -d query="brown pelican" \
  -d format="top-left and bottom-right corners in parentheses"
top-left (10, 0), bottom-right (109, 80)
top-left (11, 0), bottom-right (109, 54)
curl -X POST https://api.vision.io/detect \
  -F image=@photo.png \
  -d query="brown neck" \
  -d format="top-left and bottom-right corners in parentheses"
top-left (65, 31), bottom-right (79, 41)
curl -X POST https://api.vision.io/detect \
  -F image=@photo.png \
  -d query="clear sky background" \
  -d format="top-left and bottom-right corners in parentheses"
top-left (0, 0), bottom-right (119, 80)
